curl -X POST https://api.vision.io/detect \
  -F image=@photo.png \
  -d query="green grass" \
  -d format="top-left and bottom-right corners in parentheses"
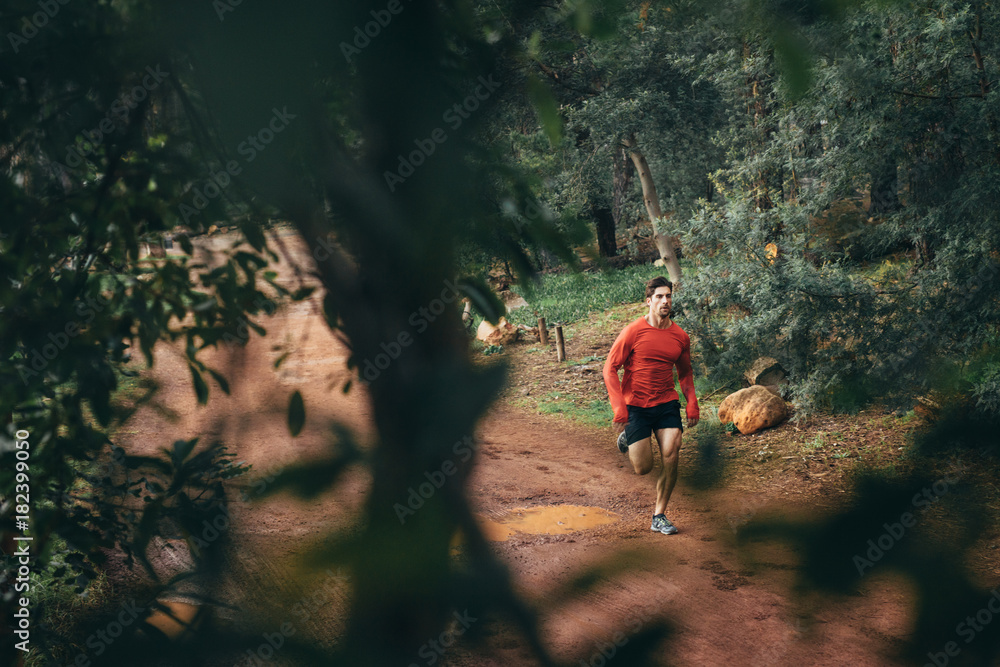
top-left (536, 393), bottom-right (614, 426)
top-left (507, 263), bottom-right (685, 326)
top-left (22, 537), bottom-right (116, 667)
top-left (21, 365), bottom-right (155, 667)
top-left (805, 432), bottom-right (827, 449)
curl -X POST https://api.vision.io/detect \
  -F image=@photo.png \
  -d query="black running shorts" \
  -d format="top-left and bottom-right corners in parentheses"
top-left (624, 400), bottom-right (683, 446)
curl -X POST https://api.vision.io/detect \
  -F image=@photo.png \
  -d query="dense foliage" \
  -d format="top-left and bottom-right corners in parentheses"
top-left (2, 0), bottom-right (999, 665)
top-left (488, 0), bottom-right (999, 418)
top-left (0, 2), bottom-right (311, 663)
top-left (1, 1), bottom-right (607, 665)
top-left (679, 0), bottom-right (1000, 416)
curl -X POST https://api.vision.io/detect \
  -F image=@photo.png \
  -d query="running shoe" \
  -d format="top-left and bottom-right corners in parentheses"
top-left (617, 431), bottom-right (629, 454)
top-left (651, 514), bottom-right (678, 535)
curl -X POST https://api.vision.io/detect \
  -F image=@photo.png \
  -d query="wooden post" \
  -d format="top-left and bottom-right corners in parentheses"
top-left (555, 325), bottom-right (566, 362)
top-left (538, 317), bottom-right (548, 345)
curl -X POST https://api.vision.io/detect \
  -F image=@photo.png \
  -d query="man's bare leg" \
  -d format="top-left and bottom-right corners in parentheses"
top-left (626, 436), bottom-right (654, 476)
top-left (653, 427), bottom-right (682, 516)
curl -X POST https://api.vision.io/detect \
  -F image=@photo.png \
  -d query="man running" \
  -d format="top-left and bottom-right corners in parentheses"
top-left (603, 276), bottom-right (699, 535)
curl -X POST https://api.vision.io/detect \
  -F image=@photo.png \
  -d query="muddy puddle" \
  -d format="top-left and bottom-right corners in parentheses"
top-left (478, 505), bottom-right (618, 541)
top-left (143, 600), bottom-right (203, 640)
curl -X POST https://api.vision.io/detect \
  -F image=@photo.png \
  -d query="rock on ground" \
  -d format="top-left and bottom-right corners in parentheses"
top-left (744, 356), bottom-right (787, 387)
top-left (477, 317), bottom-right (519, 346)
top-left (717, 385), bottom-right (789, 435)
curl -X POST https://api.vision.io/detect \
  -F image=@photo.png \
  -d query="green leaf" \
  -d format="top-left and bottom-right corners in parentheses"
top-left (207, 368), bottom-right (231, 394)
top-left (189, 364), bottom-right (209, 405)
top-left (459, 277), bottom-right (506, 324)
top-left (171, 438), bottom-right (198, 467)
top-left (258, 432), bottom-right (360, 499)
top-left (772, 25), bottom-right (814, 99)
top-left (88, 391), bottom-right (112, 428)
top-left (526, 30), bottom-right (542, 58)
top-left (322, 291), bottom-right (339, 329)
top-left (573, 3), bottom-right (593, 35)
top-left (526, 73), bottom-right (563, 147)
top-left (176, 233), bottom-right (194, 255)
top-left (240, 219), bottom-right (267, 252)
top-left (288, 390), bottom-right (306, 437)
top-left (291, 286), bottom-right (315, 301)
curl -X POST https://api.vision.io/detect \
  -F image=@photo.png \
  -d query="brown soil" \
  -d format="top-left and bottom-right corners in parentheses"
top-left (101, 227), bottom-right (999, 667)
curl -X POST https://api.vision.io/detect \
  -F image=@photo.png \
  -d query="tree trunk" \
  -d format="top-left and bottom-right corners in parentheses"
top-left (969, 10), bottom-right (1000, 163)
top-left (623, 134), bottom-right (682, 285)
top-left (743, 43), bottom-right (776, 211)
top-left (869, 23), bottom-right (902, 219)
top-left (612, 144), bottom-right (634, 229)
top-left (592, 203), bottom-right (617, 257)
top-left (869, 160), bottom-right (899, 217)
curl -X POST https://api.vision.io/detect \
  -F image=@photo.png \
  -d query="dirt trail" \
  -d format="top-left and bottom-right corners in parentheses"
top-left (460, 406), bottom-right (913, 666)
top-left (111, 231), bottom-right (912, 666)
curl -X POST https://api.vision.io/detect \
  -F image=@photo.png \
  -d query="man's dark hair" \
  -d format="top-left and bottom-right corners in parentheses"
top-left (645, 276), bottom-right (673, 300)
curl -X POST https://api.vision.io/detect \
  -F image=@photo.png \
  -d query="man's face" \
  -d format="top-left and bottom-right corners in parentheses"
top-left (647, 286), bottom-right (672, 317)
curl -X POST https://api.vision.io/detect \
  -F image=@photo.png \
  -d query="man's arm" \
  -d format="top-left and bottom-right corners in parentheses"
top-left (603, 326), bottom-right (632, 426)
top-left (676, 338), bottom-right (699, 427)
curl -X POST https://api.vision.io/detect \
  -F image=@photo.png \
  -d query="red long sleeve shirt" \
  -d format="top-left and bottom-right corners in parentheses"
top-left (603, 317), bottom-right (699, 424)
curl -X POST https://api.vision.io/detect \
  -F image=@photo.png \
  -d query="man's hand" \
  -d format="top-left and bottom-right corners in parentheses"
top-left (613, 421), bottom-right (626, 435)
top-left (687, 416), bottom-right (699, 428)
